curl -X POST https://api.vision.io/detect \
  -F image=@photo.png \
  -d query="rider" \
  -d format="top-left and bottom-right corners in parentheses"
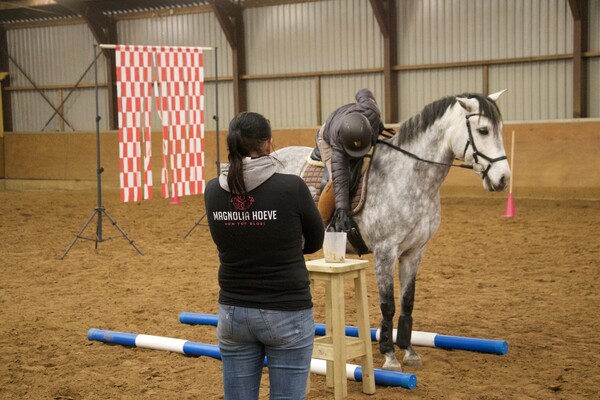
top-left (316, 88), bottom-right (383, 244)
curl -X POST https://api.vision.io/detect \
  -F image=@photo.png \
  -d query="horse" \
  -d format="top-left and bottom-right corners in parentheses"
top-left (272, 90), bottom-right (511, 371)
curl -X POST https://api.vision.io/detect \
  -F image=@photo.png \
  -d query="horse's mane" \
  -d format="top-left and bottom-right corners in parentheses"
top-left (397, 93), bottom-right (503, 143)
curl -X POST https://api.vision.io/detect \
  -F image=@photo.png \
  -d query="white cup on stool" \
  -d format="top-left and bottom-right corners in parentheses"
top-left (323, 231), bottom-right (347, 263)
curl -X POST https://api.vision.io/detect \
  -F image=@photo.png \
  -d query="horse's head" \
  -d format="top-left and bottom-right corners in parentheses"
top-left (453, 90), bottom-right (511, 192)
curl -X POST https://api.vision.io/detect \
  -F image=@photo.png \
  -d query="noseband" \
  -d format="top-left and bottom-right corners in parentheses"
top-left (461, 114), bottom-right (507, 180)
top-left (377, 113), bottom-right (507, 180)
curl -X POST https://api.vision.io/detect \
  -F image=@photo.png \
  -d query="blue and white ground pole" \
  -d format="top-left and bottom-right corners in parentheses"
top-left (87, 328), bottom-right (417, 389)
top-left (179, 312), bottom-right (508, 355)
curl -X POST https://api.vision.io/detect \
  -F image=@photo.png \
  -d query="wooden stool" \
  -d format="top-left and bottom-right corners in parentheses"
top-left (306, 258), bottom-right (376, 399)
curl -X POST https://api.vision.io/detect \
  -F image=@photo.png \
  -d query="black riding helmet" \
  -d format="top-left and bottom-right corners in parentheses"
top-left (338, 113), bottom-right (372, 158)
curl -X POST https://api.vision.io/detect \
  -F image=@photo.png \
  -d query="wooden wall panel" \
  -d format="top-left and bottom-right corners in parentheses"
top-left (3, 120), bottom-right (600, 199)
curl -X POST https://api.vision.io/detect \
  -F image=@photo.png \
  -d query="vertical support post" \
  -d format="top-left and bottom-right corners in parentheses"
top-left (369, 0), bottom-right (398, 123)
top-left (104, 46), bottom-right (118, 129)
top-left (0, 72), bottom-right (7, 137)
top-left (569, 0), bottom-right (588, 118)
top-left (0, 27), bottom-right (12, 134)
top-left (315, 75), bottom-right (322, 126)
top-left (382, 1), bottom-right (398, 124)
top-left (209, 0), bottom-right (247, 115)
top-left (482, 64), bottom-right (490, 96)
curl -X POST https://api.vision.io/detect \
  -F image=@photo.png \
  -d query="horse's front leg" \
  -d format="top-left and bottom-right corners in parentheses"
top-left (396, 249), bottom-right (424, 367)
top-left (373, 249), bottom-right (402, 371)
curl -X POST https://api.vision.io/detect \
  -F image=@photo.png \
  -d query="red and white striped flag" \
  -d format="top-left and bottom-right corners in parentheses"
top-left (116, 45), bottom-right (205, 203)
top-left (155, 46), bottom-right (205, 199)
top-left (116, 45), bottom-right (154, 203)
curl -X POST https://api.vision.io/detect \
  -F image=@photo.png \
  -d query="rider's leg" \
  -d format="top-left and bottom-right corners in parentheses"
top-left (316, 126), bottom-right (336, 222)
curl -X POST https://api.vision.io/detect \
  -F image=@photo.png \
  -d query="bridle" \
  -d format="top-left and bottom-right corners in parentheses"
top-left (377, 113), bottom-right (507, 180)
top-left (461, 113), bottom-right (507, 179)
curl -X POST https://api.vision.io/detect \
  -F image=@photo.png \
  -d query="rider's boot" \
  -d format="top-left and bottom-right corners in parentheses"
top-left (317, 179), bottom-right (335, 222)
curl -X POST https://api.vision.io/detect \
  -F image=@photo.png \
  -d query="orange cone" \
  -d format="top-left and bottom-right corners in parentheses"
top-left (502, 193), bottom-right (516, 218)
top-left (170, 195), bottom-right (181, 205)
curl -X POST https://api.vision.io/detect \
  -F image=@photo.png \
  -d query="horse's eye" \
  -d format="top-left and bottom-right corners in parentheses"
top-left (478, 127), bottom-right (489, 135)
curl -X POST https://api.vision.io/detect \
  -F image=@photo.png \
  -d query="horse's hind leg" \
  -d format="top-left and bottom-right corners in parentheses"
top-left (374, 249), bottom-right (402, 371)
top-left (397, 250), bottom-right (424, 367)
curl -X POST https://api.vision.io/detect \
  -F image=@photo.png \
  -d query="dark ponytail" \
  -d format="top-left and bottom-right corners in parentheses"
top-left (226, 112), bottom-right (272, 195)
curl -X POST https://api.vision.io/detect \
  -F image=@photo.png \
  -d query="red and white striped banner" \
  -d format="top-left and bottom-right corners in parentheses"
top-left (116, 45), bottom-right (205, 203)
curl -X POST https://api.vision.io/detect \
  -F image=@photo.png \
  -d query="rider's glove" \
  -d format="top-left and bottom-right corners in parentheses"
top-left (331, 208), bottom-right (353, 233)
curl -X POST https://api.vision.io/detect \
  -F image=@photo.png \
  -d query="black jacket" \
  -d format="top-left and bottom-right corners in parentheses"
top-left (321, 88), bottom-right (382, 210)
top-left (204, 173), bottom-right (324, 310)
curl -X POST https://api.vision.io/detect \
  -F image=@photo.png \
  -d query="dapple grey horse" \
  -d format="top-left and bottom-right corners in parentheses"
top-left (273, 90), bottom-right (511, 370)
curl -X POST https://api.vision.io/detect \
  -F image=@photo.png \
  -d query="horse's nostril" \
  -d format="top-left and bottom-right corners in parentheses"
top-left (498, 175), bottom-right (511, 191)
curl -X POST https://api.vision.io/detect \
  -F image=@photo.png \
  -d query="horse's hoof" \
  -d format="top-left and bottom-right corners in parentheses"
top-left (382, 353), bottom-right (403, 371)
top-left (402, 353), bottom-right (423, 367)
top-left (382, 360), bottom-right (403, 371)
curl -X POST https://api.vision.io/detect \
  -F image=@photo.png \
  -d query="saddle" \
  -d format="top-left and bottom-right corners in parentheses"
top-left (303, 128), bottom-right (394, 211)
top-left (301, 148), bottom-right (372, 255)
top-left (300, 124), bottom-right (396, 217)
top-left (301, 147), bottom-right (373, 217)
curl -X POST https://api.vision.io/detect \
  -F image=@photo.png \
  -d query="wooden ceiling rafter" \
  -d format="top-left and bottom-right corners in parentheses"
top-left (369, 0), bottom-right (397, 124)
top-left (0, 0), bottom-right (57, 10)
top-left (55, 0), bottom-right (118, 128)
top-left (208, 0), bottom-right (247, 114)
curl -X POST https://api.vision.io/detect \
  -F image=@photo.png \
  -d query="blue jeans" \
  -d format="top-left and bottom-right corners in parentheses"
top-left (217, 304), bottom-right (314, 400)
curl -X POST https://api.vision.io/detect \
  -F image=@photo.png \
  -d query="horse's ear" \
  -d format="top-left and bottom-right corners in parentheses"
top-left (488, 89), bottom-right (507, 102)
top-left (456, 97), bottom-right (478, 113)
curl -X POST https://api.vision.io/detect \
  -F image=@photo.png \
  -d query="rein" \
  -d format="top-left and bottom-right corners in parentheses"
top-left (377, 113), bottom-right (507, 179)
top-left (377, 139), bottom-right (476, 171)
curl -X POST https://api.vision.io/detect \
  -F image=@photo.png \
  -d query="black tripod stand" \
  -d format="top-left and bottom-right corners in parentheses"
top-left (183, 213), bottom-right (207, 239)
top-left (183, 140), bottom-right (221, 239)
top-left (60, 45), bottom-right (142, 260)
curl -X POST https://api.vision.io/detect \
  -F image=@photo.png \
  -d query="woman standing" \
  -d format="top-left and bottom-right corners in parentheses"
top-left (204, 111), bottom-right (324, 400)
